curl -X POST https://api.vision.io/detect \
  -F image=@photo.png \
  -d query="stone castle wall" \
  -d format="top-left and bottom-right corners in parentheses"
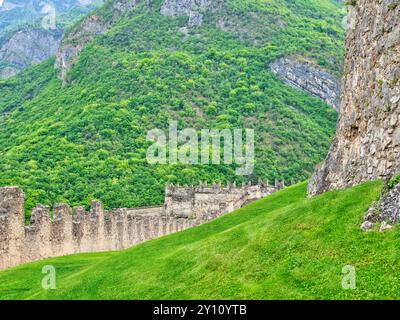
top-left (308, 1), bottom-right (400, 196)
top-left (0, 182), bottom-right (279, 270)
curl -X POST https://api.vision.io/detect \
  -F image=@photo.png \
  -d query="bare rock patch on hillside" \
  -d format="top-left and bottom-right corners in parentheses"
top-left (270, 56), bottom-right (341, 111)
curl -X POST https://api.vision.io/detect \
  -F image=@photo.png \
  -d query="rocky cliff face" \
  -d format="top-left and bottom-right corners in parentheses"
top-left (0, 0), bottom-right (100, 34)
top-left (270, 57), bottom-right (341, 111)
top-left (0, 0), bottom-right (102, 79)
top-left (160, 0), bottom-right (215, 28)
top-left (55, 0), bottom-right (139, 85)
top-left (0, 183), bottom-right (278, 270)
top-left (55, 0), bottom-right (220, 83)
top-left (308, 1), bottom-right (400, 196)
top-left (0, 28), bottom-right (62, 79)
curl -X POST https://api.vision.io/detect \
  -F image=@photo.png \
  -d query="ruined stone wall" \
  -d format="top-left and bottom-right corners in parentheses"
top-left (308, 1), bottom-right (400, 196)
top-left (0, 182), bottom-right (279, 270)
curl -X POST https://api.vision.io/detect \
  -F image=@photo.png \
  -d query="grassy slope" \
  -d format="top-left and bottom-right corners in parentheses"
top-left (1, 180), bottom-right (399, 300)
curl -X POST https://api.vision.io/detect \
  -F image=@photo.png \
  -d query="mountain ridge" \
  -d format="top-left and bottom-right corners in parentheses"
top-left (0, 0), bottom-right (344, 213)
top-left (2, 181), bottom-right (398, 300)
top-left (0, 0), bottom-right (102, 78)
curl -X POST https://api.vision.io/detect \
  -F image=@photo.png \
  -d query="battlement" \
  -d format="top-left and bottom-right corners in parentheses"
top-left (0, 182), bottom-right (281, 270)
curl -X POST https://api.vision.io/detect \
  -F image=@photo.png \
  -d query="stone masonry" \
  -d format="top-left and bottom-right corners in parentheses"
top-left (0, 182), bottom-right (280, 270)
top-left (308, 1), bottom-right (400, 196)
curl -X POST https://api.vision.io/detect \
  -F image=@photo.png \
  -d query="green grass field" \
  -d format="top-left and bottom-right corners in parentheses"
top-left (1, 180), bottom-right (399, 300)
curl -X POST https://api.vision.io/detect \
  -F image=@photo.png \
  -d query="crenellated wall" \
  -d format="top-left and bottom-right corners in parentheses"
top-left (0, 182), bottom-right (280, 270)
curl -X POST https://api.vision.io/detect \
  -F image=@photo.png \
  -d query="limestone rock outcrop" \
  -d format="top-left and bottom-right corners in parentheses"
top-left (0, 182), bottom-right (280, 270)
top-left (161, 0), bottom-right (217, 29)
top-left (0, 28), bottom-right (62, 79)
top-left (160, 0), bottom-right (212, 17)
top-left (380, 183), bottom-right (400, 224)
top-left (308, 1), bottom-right (400, 196)
top-left (0, 0), bottom-right (101, 79)
top-left (361, 180), bottom-right (400, 232)
top-left (55, 0), bottom-right (139, 85)
top-left (270, 56), bottom-right (341, 111)
top-left (55, 15), bottom-right (111, 85)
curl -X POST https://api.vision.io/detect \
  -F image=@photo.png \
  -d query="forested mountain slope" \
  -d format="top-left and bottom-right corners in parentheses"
top-left (0, 0), bottom-right (345, 213)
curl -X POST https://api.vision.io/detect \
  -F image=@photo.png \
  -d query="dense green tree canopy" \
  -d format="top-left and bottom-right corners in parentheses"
top-left (0, 0), bottom-right (345, 215)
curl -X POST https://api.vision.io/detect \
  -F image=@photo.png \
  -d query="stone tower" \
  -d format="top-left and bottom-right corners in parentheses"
top-left (308, 0), bottom-right (400, 196)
